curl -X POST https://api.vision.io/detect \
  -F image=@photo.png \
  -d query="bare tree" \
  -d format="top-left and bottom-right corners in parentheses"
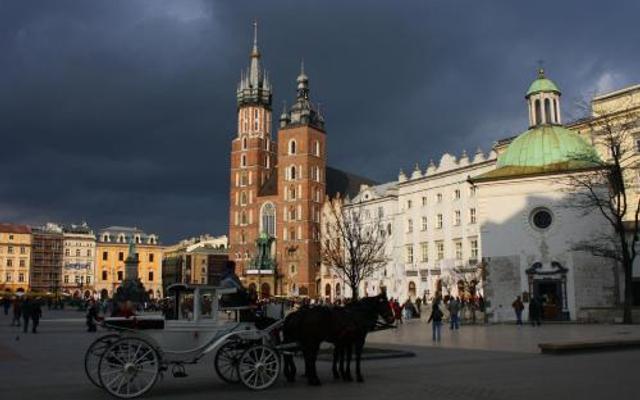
top-left (440, 263), bottom-right (486, 322)
top-left (565, 98), bottom-right (640, 324)
top-left (321, 197), bottom-right (388, 300)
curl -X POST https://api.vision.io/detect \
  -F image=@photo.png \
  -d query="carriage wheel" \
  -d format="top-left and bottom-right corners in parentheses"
top-left (238, 345), bottom-right (280, 390)
top-left (98, 337), bottom-right (160, 399)
top-left (84, 333), bottom-right (120, 388)
top-left (214, 340), bottom-right (244, 383)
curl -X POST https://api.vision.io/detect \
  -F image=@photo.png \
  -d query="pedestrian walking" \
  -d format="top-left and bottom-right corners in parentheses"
top-left (2, 296), bottom-right (10, 316)
top-left (529, 296), bottom-right (542, 326)
top-left (512, 296), bottom-right (525, 326)
top-left (11, 296), bottom-right (22, 327)
top-left (392, 299), bottom-right (403, 324)
top-left (428, 299), bottom-right (444, 341)
top-left (30, 298), bottom-right (42, 333)
top-left (448, 297), bottom-right (460, 330)
top-left (86, 299), bottom-right (102, 332)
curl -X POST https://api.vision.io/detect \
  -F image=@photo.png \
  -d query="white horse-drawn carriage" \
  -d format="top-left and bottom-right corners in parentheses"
top-left (84, 284), bottom-right (291, 398)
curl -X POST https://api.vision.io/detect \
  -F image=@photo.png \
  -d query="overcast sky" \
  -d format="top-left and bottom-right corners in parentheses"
top-left (1, 0), bottom-right (639, 243)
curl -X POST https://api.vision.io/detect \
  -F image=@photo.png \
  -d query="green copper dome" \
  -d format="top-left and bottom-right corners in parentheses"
top-left (526, 69), bottom-right (560, 96)
top-left (497, 125), bottom-right (601, 169)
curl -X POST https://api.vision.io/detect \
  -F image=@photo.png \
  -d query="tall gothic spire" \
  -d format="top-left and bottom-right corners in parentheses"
top-left (249, 20), bottom-right (261, 88)
top-left (237, 21), bottom-right (271, 108)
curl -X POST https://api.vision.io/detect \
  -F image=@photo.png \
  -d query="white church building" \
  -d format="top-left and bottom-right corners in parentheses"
top-left (321, 70), bottom-right (638, 322)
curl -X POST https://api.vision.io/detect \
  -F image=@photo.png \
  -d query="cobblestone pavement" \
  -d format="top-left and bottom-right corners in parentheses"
top-left (369, 318), bottom-right (640, 353)
top-left (0, 311), bottom-right (638, 399)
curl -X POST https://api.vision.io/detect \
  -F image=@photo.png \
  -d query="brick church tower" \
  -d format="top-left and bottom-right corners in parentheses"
top-left (228, 22), bottom-right (276, 277)
top-left (275, 62), bottom-right (326, 297)
top-left (229, 24), bottom-right (362, 298)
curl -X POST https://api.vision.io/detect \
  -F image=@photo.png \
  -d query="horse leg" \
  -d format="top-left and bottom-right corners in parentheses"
top-left (355, 336), bottom-right (366, 382)
top-left (338, 343), bottom-right (345, 378)
top-left (332, 345), bottom-right (341, 380)
top-left (283, 353), bottom-right (296, 382)
top-left (303, 343), bottom-right (321, 386)
top-left (342, 343), bottom-right (353, 382)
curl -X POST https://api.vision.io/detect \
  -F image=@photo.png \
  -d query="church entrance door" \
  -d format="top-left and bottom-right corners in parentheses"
top-left (533, 279), bottom-right (563, 320)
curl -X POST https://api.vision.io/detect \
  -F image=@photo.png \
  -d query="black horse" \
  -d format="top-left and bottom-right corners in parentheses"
top-left (331, 297), bottom-right (396, 382)
top-left (282, 294), bottom-right (395, 386)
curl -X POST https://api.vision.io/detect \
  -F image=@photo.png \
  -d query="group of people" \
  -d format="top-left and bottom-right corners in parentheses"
top-left (512, 295), bottom-right (543, 326)
top-left (2, 295), bottom-right (43, 333)
top-left (426, 296), bottom-right (468, 341)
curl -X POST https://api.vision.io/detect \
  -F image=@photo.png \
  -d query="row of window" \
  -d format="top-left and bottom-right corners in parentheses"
top-left (63, 241), bottom-right (94, 247)
top-left (406, 187), bottom-right (477, 210)
top-left (405, 239), bottom-right (479, 263)
top-left (285, 165), bottom-right (322, 182)
top-left (0, 246), bottom-right (27, 254)
top-left (239, 107), bottom-right (270, 134)
top-left (407, 209), bottom-right (477, 233)
top-left (100, 270), bottom-right (154, 282)
top-left (65, 249), bottom-right (92, 257)
top-left (287, 139), bottom-right (322, 157)
top-left (3, 272), bottom-right (26, 283)
top-left (101, 251), bottom-right (155, 262)
top-left (3, 259), bottom-right (27, 267)
top-left (239, 153), bottom-right (273, 169)
top-left (100, 234), bottom-right (157, 245)
top-left (63, 275), bottom-right (92, 284)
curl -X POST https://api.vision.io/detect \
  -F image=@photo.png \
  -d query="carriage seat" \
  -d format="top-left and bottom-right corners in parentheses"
top-left (103, 316), bottom-right (165, 330)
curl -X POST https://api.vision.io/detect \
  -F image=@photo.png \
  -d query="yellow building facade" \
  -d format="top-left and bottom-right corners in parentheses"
top-left (568, 84), bottom-right (640, 222)
top-left (93, 226), bottom-right (163, 299)
top-left (0, 223), bottom-right (32, 293)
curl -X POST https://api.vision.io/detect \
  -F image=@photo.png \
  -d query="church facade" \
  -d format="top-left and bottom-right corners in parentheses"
top-left (228, 24), bottom-right (371, 297)
top-left (322, 70), bottom-right (639, 322)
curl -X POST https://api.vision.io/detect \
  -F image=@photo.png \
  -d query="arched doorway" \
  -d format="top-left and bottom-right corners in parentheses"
top-left (147, 289), bottom-right (154, 299)
top-left (260, 283), bottom-right (271, 298)
top-left (73, 290), bottom-right (80, 299)
top-left (335, 283), bottom-right (341, 299)
top-left (248, 283), bottom-right (257, 293)
top-left (100, 289), bottom-right (109, 300)
top-left (325, 283), bottom-right (331, 299)
top-left (408, 281), bottom-right (416, 299)
top-left (84, 290), bottom-right (91, 299)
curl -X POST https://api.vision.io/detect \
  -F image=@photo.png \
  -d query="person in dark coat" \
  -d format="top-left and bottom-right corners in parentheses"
top-left (2, 297), bottom-right (10, 315)
top-left (427, 299), bottom-right (444, 341)
top-left (512, 296), bottom-right (525, 326)
top-left (22, 297), bottom-right (32, 333)
top-left (529, 296), bottom-right (542, 326)
top-left (30, 299), bottom-right (42, 333)
top-left (11, 297), bottom-right (22, 326)
top-left (86, 299), bottom-right (102, 332)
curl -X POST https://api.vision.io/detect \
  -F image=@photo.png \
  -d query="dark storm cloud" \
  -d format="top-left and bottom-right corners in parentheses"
top-left (1, 0), bottom-right (639, 242)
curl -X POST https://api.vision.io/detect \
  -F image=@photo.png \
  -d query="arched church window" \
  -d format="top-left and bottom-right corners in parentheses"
top-left (260, 202), bottom-right (276, 237)
top-left (240, 192), bottom-right (247, 205)
top-left (554, 99), bottom-right (559, 123)
top-left (544, 98), bottom-right (552, 124)
top-left (289, 140), bottom-right (297, 155)
top-left (290, 165), bottom-right (297, 180)
top-left (241, 154), bottom-right (247, 167)
top-left (534, 99), bottom-right (542, 125)
top-left (240, 211), bottom-right (248, 225)
top-left (242, 137), bottom-right (247, 150)
top-left (314, 140), bottom-right (320, 157)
